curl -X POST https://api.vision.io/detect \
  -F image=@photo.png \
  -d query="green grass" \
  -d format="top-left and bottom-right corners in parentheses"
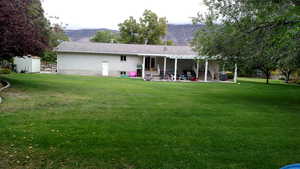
top-left (0, 74), bottom-right (299, 169)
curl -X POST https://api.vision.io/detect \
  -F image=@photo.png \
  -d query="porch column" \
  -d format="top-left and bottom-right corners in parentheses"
top-left (234, 63), bottom-right (238, 83)
top-left (163, 57), bottom-right (167, 78)
top-left (142, 56), bottom-right (146, 79)
top-left (174, 58), bottom-right (178, 81)
top-left (204, 59), bottom-right (208, 82)
top-left (196, 60), bottom-right (199, 79)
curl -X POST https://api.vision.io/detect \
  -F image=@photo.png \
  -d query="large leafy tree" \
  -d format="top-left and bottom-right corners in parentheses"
top-left (42, 24), bottom-right (69, 63)
top-left (90, 30), bottom-right (119, 43)
top-left (192, 0), bottom-right (300, 83)
top-left (118, 10), bottom-right (168, 45)
top-left (0, 0), bottom-right (50, 61)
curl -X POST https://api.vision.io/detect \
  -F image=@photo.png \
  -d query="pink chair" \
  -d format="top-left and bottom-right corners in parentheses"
top-left (129, 71), bottom-right (137, 77)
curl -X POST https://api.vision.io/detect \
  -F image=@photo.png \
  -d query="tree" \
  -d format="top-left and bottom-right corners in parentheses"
top-left (277, 33), bottom-right (300, 83)
top-left (90, 30), bottom-right (119, 43)
top-left (118, 17), bottom-right (141, 44)
top-left (118, 10), bottom-right (168, 45)
top-left (42, 24), bottom-right (69, 63)
top-left (138, 10), bottom-right (168, 45)
top-left (165, 40), bottom-right (174, 46)
top-left (192, 0), bottom-right (300, 84)
top-left (0, 0), bottom-right (50, 61)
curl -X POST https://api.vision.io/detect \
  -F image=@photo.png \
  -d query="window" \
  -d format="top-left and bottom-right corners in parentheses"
top-left (121, 55), bottom-right (127, 61)
top-left (120, 71), bottom-right (127, 76)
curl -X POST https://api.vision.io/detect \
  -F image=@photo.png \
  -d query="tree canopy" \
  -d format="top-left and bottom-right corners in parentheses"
top-left (42, 24), bottom-right (69, 63)
top-left (0, 0), bottom-right (50, 61)
top-left (90, 30), bottom-right (119, 43)
top-left (118, 10), bottom-right (168, 45)
top-left (192, 0), bottom-right (300, 83)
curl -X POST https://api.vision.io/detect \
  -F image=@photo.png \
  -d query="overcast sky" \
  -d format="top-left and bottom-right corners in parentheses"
top-left (41, 0), bottom-right (207, 30)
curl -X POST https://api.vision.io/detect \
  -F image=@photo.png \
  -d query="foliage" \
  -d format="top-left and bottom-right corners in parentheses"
top-left (0, 0), bottom-right (50, 61)
top-left (192, 0), bottom-right (300, 84)
top-left (165, 40), bottom-right (174, 46)
top-left (90, 30), bottom-right (119, 43)
top-left (0, 68), bottom-right (11, 74)
top-left (48, 24), bottom-right (69, 48)
top-left (118, 10), bottom-right (168, 45)
top-left (0, 74), bottom-right (300, 169)
top-left (41, 24), bottom-right (69, 63)
top-left (226, 72), bottom-right (234, 79)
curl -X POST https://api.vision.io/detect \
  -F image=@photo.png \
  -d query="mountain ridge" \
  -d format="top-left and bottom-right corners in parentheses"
top-left (65, 24), bottom-right (204, 45)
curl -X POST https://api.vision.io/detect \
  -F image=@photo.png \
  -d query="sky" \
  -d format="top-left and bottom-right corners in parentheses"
top-left (41, 0), bottom-right (207, 30)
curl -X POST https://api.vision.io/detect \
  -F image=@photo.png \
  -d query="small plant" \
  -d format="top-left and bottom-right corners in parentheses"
top-left (20, 70), bottom-right (27, 74)
top-left (0, 68), bottom-right (11, 74)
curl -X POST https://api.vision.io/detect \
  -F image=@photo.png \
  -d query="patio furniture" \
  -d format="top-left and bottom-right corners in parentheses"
top-left (144, 73), bottom-right (152, 81)
top-left (129, 71), bottom-right (137, 77)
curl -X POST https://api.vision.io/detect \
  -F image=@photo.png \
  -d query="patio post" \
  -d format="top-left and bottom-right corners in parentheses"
top-left (204, 59), bottom-right (208, 82)
top-left (196, 60), bottom-right (199, 79)
top-left (142, 56), bottom-right (145, 79)
top-left (234, 63), bottom-right (238, 83)
top-left (174, 58), bottom-right (178, 81)
top-left (164, 57), bottom-right (167, 78)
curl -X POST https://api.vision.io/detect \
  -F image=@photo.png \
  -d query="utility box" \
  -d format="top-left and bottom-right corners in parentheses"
top-left (14, 56), bottom-right (41, 73)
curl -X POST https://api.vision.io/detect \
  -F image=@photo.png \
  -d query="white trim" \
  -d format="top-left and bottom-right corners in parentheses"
top-left (174, 58), bottom-right (178, 81)
top-left (196, 60), bottom-right (199, 79)
top-left (204, 59), bottom-right (208, 82)
top-left (57, 51), bottom-right (210, 60)
top-left (163, 57), bottom-right (167, 77)
top-left (234, 63), bottom-right (238, 83)
top-left (142, 56), bottom-right (145, 79)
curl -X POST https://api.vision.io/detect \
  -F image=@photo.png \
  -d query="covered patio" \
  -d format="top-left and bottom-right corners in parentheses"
top-left (140, 54), bottom-right (236, 82)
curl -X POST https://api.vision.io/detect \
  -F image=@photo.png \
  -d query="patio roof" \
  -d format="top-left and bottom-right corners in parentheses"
top-left (56, 42), bottom-right (207, 59)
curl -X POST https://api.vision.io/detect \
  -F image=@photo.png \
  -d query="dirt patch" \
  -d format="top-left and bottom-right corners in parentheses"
top-left (2, 88), bottom-right (30, 99)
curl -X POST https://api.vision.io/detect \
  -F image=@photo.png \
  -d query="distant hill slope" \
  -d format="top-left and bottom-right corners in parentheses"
top-left (65, 24), bottom-right (204, 45)
top-left (165, 24), bottom-right (203, 45)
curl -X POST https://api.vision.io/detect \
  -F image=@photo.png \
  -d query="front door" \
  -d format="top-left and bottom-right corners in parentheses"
top-left (102, 62), bottom-right (109, 76)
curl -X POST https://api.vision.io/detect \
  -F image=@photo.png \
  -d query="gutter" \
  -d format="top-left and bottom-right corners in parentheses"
top-left (55, 50), bottom-right (207, 60)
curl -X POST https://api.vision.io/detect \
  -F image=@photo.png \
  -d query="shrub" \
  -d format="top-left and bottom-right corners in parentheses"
top-left (295, 80), bottom-right (300, 85)
top-left (0, 68), bottom-right (11, 74)
top-left (227, 72), bottom-right (234, 79)
top-left (279, 77), bottom-right (285, 81)
top-left (20, 70), bottom-right (27, 74)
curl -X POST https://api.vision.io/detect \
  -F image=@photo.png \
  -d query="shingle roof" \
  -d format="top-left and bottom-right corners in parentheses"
top-left (56, 42), bottom-right (202, 59)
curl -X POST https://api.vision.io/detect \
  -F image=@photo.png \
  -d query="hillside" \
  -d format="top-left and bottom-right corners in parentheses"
top-left (65, 24), bottom-right (204, 45)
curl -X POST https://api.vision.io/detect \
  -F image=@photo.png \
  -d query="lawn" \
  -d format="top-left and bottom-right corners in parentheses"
top-left (0, 74), bottom-right (299, 169)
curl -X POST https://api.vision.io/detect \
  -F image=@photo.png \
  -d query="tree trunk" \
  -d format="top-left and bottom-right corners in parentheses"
top-left (282, 70), bottom-right (292, 83)
top-left (266, 71), bottom-right (270, 84)
top-left (286, 71), bottom-right (291, 83)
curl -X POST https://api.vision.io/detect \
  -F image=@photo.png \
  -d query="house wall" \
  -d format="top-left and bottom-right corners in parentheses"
top-left (57, 52), bottom-right (142, 76)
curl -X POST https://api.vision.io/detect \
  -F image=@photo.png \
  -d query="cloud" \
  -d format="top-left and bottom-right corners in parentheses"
top-left (42, 0), bottom-right (207, 29)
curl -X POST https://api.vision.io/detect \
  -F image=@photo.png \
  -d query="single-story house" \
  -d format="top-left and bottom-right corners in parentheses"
top-left (55, 42), bottom-right (222, 81)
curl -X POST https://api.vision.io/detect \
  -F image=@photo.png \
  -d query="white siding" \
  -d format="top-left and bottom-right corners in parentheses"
top-left (14, 56), bottom-right (40, 73)
top-left (57, 53), bottom-right (142, 76)
top-left (31, 58), bottom-right (41, 73)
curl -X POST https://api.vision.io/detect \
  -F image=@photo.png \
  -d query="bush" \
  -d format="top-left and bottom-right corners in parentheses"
top-left (0, 68), bottom-right (11, 74)
top-left (227, 72), bottom-right (234, 79)
top-left (279, 77), bottom-right (285, 81)
top-left (295, 80), bottom-right (300, 85)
